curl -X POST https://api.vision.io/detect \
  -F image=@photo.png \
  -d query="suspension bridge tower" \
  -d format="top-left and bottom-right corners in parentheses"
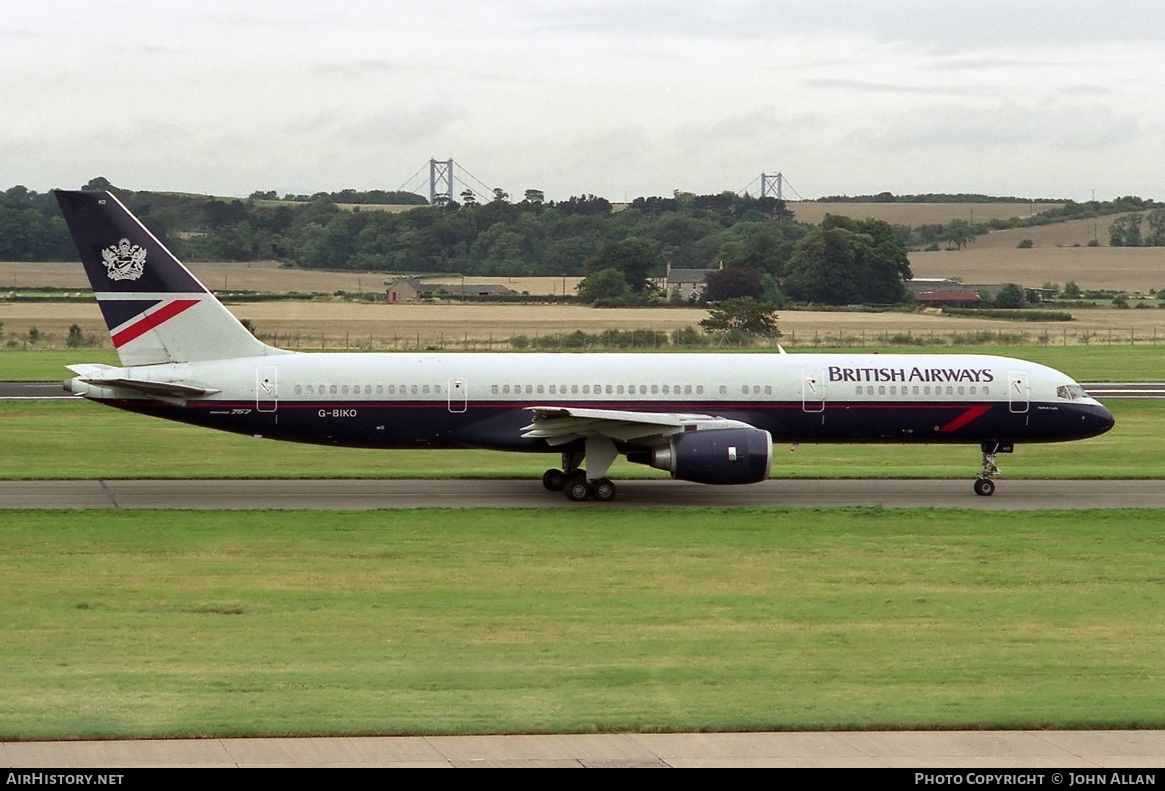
top-left (429, 159), bottom-right (454, 204)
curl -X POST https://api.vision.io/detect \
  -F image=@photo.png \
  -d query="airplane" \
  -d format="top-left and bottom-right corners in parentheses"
top-left (54, 189), bottom-right (1115, 501)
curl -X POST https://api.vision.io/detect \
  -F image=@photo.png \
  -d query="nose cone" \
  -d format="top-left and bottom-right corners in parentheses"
top-left (1080, 402), bottom-right (1115, 438)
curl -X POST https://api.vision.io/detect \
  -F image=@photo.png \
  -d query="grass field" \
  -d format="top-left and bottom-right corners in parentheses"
top-left (5, 299), bottom-right (1165, 351)
top-left (0, 399), bottom-right (1155, 481)
top-left (2, 344), bottom-right (1164, 382)
top-left (2, 507), bottom-right (1163, 739)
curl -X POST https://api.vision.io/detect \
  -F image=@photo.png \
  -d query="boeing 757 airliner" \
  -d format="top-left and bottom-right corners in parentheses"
top-left (55, 190), bottom-right (1114, 501)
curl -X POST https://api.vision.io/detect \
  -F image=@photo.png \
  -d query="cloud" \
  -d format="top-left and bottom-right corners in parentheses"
top-left (858, 102), bottom-right (1140, 152)
top-left (336, 96), bottom-right (467, 146)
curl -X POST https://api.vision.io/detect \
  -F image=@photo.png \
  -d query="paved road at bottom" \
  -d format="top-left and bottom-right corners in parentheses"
top-left (4, 730), bottom-right (1164, 768)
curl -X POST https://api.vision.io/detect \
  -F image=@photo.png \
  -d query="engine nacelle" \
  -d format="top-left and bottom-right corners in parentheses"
top-left (634, 427), bottom-right (773, 485)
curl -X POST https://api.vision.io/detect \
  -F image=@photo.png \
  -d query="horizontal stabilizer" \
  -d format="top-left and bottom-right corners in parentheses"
top-left (78, 377), bottom-right (221, 399)
top-left (65, 363), bottom-right (220, 401)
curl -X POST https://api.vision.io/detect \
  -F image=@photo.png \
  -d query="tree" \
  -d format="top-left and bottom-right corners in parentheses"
top-left (781, 217), bottom-right (911, 305)
top-left (702, 267), bottom-right (762, 302)
top-left (1109, 214), bottom-right (1143, 247)
top-left (1063, 281), bottom-right (1082, 299)
top-left (699, 297), bottom-right (778, 336)
top-left (204, 199), bottom-right (248, 230)
top-left (940, 218), bottom-right (978, 250)
top-left (716, 225), bottom-right (790, 276)
top-left (577, 267), bottom-right (632, 304)
top-left (1146, 208), bottom-right (1165, 246)
top-left (582, 237), bottom-right (658, 294)
top-left (555, 194), bottom-right (611, 216)
top-left (993, 283), bottom-right (1027, 308)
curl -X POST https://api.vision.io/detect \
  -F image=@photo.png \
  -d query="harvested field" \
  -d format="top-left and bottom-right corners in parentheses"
top-left (0, 261), bottom-right (579, 296)
top-left (787, 203), bottom-right (1165, 291)
top-left (910, 246), bottom-right (1165, 292)
top-left (787, 201), bottom-right (1062, 226)
top-left (5, 300), bottom-right (1165, 351)
top-left (954, 217), bottom-right (1106, 250)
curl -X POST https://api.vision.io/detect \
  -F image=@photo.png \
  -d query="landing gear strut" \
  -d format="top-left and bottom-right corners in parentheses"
top-left (542, 439), bottom-right (620, 502)
top-left (974, 441), bottom-right (1011, 496)
top-left (542, 450), bottom-right (581, 492)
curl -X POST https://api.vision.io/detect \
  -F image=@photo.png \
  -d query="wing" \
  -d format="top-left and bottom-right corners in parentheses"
top-left (521, 405), bottom-right (755, 447)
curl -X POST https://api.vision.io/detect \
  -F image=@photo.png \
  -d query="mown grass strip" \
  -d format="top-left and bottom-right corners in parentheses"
top-left (0, 400), bottom-right (1158, 480)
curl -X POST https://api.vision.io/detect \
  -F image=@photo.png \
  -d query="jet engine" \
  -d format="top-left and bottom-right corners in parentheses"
top-left (629, 427), bottom-right (773, 485)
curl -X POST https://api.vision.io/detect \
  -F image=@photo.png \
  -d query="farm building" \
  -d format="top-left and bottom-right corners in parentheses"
top-left (386, 278), bottom-right (515, 302)
top-left (660, 263), bottom-right (720, 300)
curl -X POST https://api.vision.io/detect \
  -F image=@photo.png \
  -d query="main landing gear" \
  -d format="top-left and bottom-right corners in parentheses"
top-left (543, 466), bottom-right (618, 502)
top-left (974, 441), bottom-right (1011, 496)
top-left (541, 439), bottom-right (620, 502)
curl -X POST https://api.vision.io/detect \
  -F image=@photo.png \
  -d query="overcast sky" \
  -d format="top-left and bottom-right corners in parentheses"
top-left (5, 1), bottom-right (1165, 202)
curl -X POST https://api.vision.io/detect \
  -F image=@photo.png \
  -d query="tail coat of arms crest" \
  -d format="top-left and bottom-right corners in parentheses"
top-left (101, 238), bottom-right (147, 281)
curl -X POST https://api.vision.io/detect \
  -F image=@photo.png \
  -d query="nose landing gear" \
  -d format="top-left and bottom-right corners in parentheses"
top-left (974, 441), bottom-right (1012, 496)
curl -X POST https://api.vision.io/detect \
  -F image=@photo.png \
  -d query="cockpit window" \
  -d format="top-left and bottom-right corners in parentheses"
top-left (1056, 384), bottom-right (1088, 400)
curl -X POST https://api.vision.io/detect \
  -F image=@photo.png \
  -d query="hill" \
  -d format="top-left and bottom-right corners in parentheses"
top-left (909, 246), bottom-right (1165, 292)
top-left (788, 201), bottom-right (1165, 292)
top-left (787, 201), bottom-right (1063, 227)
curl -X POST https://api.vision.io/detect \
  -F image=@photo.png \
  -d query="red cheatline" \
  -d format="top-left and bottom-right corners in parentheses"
top-left (111, 299), bottom-right (200, 348)
top-left (938, 405), bottom-right (991, 433)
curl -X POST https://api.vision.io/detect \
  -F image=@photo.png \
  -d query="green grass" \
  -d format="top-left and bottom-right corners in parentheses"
top-left (2, 507), bottom-right (1164, 739)
top-left (2, 344), bottom-right (1165, 381)
top-left (771, 344), bottom-right (1165, 382)
top-left (0, 399), bottom-right (1157, 480)
top-left (0, 348), bottom-right (120, 380)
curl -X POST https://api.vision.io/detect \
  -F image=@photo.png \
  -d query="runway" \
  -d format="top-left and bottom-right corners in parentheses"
top-left (3, 386), bottom-right (1161, 769)
top-left (2, 477), bottom-right (1164, 509)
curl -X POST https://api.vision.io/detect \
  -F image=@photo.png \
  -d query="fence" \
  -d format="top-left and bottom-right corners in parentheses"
top-left (7, 325), bottom-right (1165, 352)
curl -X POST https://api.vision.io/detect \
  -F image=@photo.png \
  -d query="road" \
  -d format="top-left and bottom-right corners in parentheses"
top-left (4, 730), bottom-right (1164, 768)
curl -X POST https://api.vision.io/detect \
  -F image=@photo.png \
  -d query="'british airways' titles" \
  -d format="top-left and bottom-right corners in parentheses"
top-left (828, 366), bottom-right (996, 384)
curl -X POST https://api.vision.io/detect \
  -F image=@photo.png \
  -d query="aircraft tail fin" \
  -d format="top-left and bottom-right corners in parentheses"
top-left (54, 189), bottom-right (282, 366)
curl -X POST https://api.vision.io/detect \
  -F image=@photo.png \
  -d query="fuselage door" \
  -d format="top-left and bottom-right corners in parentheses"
top-left (1008, 371), bottom-right (1029, 414)
top-left (802, 368), bottom-right (825, 413)
top-left (448, 378), bottom-right (467, 413)
top-left (256, 366), bottom-right (278, 413)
